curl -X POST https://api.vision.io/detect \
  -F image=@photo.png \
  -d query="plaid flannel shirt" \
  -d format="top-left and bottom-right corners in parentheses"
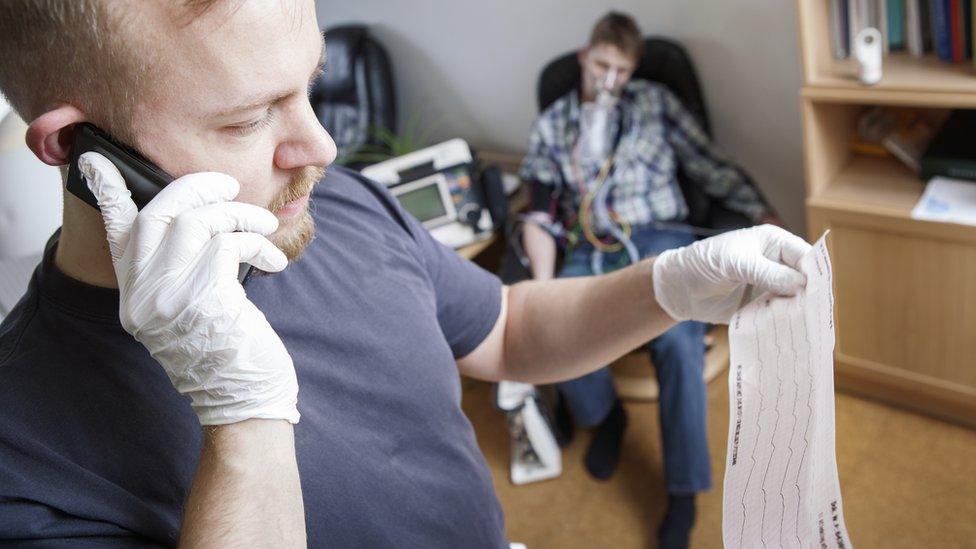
top-left (519, 80), bottom-right (768, 232)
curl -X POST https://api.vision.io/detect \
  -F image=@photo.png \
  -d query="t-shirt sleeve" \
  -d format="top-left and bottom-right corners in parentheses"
top-left (407, 215), bottom-right (502, 358)
top-left (372, 181), bottom-right (502, 358)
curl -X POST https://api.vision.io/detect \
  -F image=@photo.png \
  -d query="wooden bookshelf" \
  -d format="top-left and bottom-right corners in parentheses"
top-left (815, 155), bottom-right (922, 213)
top-left (797, 0), bottom-right (976, 427)
top-left (808, 54), bottom-right (976, 97)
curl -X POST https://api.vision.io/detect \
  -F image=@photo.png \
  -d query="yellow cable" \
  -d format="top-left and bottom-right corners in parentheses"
top-left (578, 156), bottom-right (631, 253)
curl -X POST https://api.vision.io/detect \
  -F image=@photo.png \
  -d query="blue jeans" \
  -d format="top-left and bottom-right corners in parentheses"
top-left (556, 226), bottom-right (712, 494)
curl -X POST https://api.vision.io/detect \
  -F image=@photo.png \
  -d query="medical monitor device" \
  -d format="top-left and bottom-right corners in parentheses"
top-left (360, 138), bottom-right (472, 186)
top-left (390, 174), bottom-right (457, 229)
top-left (361, 138), bottom-right (494, 249)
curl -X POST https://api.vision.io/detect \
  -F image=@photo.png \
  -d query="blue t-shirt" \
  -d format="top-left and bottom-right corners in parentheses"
top-left (0, 167), bottom-right (507, 547)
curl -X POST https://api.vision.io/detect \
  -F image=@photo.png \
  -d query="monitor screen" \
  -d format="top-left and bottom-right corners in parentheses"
top-left (396, 182), bottom-right (448, 223)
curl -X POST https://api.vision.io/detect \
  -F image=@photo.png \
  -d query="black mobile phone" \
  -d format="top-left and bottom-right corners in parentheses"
top-left (65, 123), bottom-right (253, 284)
top-left (66, 122), bottom-right (172, 211)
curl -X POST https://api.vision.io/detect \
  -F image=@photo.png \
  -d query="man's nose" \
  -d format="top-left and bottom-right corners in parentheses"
top-left (275, 102), bottom-right (338, 171)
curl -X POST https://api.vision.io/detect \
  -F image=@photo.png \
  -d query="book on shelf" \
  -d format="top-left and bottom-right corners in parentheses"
top-left (920, 0), bottom-right (934, 52)
top-left (832, 0), bottom-right (851, 58)
top-left (933, 0), bottom-right (953, 60)
top-left (880, 0), bottom-right (891, 52)
top-left (949, 0), bottom-right (972, 61)
top-left (828, 0), bottom-right (974, 60)
top-left (921, 109), bottom-right (976, 181)
top-left (907, 0), bottom-right (925, 55)
top-left (951, 0), bottom-right (963, 62)
top-left (966, 0), bottom-right (973, 58)
top-left (889, 0), bottom-right (907, 50)
top-left (849, 0), bottom-right (869, 51)
top-left (858, 107), bottom-right (950, 173)
top-left (849, 134), bottom-right (890, 156)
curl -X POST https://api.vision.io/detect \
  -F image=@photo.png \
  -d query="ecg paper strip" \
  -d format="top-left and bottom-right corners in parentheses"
top-left (723, 233), bottom-right (852, 549)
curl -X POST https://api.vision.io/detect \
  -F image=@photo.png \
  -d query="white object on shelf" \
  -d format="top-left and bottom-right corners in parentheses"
top-left (854, 27), bottom-right (883, 85)
top-left (911, 177), bottom-right (976, 227)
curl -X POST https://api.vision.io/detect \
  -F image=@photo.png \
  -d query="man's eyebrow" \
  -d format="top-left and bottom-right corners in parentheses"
top-left (211, 35), bottom-right (327, 119)
top-left (211, 90), bottom-right (291, 119)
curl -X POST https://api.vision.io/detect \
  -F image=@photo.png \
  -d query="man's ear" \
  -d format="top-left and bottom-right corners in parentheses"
top-left (25, 104), bottom-right (87, 166)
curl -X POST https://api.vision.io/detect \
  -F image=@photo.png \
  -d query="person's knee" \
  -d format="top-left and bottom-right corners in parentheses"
top-left (658, 322), bottom-right (705, 351)
top-left (557, 367), bottom-right (617, 427)
top-left (557, 264), bottom-right (591, 278)
top-left (635, 230), bottom-right (697, 258)
top-left (651, 323), bottom-right (706, 374)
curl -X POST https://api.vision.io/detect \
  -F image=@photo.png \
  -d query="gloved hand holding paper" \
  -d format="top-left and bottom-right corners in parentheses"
top-left (653, 224), bottom-right (813, 325)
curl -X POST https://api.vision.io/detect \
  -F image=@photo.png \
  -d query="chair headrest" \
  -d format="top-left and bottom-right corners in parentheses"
top-left (320, 25), bottom-right (368, 99)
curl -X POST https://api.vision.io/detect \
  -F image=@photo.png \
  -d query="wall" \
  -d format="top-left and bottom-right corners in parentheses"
top-left (316, 0), bottom-right (807, 231)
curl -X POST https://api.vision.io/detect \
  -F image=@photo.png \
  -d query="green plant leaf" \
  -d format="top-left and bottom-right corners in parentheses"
top-left (360, 107), bottom-right (441, 161)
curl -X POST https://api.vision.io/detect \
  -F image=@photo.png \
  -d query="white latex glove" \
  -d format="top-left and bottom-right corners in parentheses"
top-left (79, 151), bottom-right (300, 425)
top-left (652, 224), bottom-right (812, 325)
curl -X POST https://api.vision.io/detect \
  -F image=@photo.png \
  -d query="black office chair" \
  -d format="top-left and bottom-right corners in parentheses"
top-left (310, 25), bottom-right (396, 168)
top-left (500, 36), bottom-right (766, 283)
top-left (539, 36), bottom-right (766, 232)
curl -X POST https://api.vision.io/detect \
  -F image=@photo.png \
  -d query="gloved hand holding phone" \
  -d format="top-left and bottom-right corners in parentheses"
top-left (652, 224), bottom-right (812, 325)
top-left (78, 151), bottom-right (300, 425)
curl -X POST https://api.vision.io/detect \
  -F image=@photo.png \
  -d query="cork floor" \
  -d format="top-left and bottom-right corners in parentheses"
top-left (461, 372), bottom-right (976, 548)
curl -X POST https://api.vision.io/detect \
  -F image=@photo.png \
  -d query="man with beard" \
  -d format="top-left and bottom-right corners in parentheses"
top-left (0, 1), bottom-right (809, 547)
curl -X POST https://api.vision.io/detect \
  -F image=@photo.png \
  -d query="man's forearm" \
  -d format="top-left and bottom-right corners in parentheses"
top-left (501, 257), bottom-right (676, 384)
top-left (180, 419), bottom-right (305, 548)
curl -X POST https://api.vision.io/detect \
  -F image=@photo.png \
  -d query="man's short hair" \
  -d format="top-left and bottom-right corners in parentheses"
top-left (589, 11), bottom-right (646, 60)
top-left (0, 0), bottom-right (218, 142)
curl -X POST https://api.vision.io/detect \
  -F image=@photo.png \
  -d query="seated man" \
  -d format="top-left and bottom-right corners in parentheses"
top-left (519, 11), bottom-right (779, 549)
top-left (0, 1), bottom-right (806, 547)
